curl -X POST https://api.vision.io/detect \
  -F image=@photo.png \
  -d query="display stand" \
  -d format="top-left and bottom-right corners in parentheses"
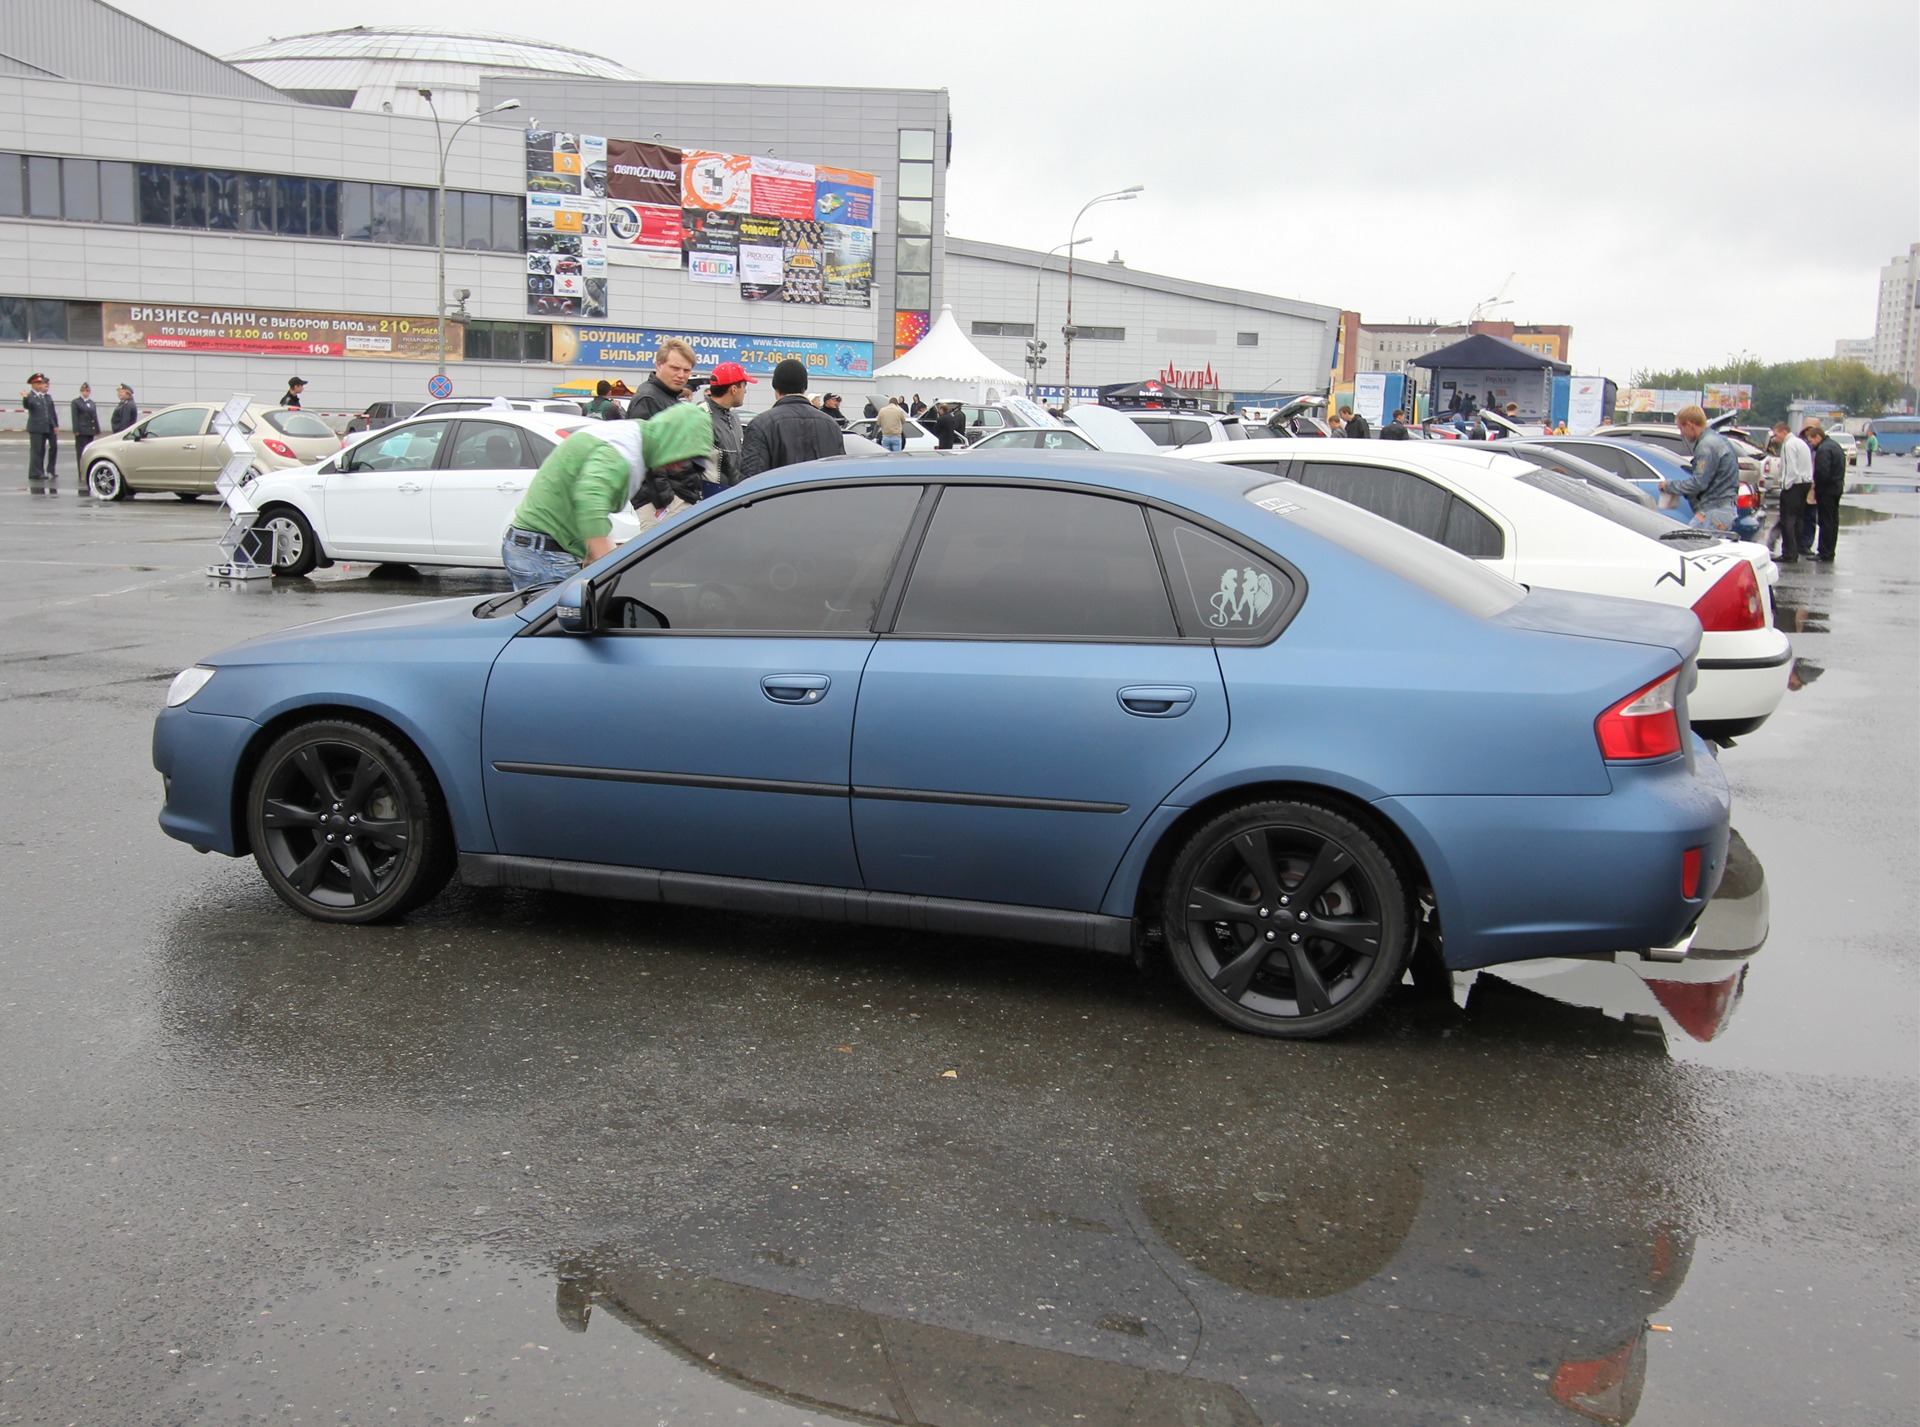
top-left (205, 395), bottom-right (275, 581)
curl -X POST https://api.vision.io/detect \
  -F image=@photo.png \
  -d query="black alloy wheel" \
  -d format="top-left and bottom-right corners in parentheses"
top-left (1163, 800), bottom-right (1409, 1038)
top-left (246, 720), bottom-right (453, 923)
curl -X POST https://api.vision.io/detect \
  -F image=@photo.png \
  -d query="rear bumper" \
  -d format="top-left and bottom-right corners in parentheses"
top-left (1377, 747), bottom-right (1731, 971)
top-left (1691, 630), bottom-right (1792, 729)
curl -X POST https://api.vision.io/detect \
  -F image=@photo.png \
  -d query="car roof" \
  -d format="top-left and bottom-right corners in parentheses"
top-left (742, 447), bottom-right (1262, 509)
top-left (1182, 436), bottom-right (1535, 480)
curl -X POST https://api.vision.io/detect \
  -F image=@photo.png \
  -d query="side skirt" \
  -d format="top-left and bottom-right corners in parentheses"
top-left (458, 853), bottom-right (1135, 956)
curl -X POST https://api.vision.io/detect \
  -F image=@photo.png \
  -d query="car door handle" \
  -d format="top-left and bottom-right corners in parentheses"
top-left (496, 481), bottom-right (525, 493)
top-left (181, 442), bottom-right (197, 450)
top-left (1118, 685), bottom-right (1197, 717)
top-left (761, 674), bottom-right (831, 704)
top-left (397, 481), bottom-right (424, 494)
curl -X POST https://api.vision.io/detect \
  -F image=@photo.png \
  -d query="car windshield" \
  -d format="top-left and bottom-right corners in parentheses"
top-left (1242, 480), bottom-right (1523, 617)
top-left (1514, 469), bottom-right (1716, 544)
top-left (262, 410), bottom-right (336, 439)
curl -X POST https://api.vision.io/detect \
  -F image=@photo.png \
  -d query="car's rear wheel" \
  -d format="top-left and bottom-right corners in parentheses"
top-left (246, 719), bottom-right (453, 923)
top-left (1162, 799), bottom-right (1409, 1038)
top-left (176, 491), bottom-right (202, 502)
top-left (258, 506), bottom-right (320, 577)
top-left (87, 459), bottom-right (129, 500)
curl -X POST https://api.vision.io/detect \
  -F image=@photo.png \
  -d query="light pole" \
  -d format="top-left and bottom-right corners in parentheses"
top-left (1061, 185), bottom-right (1142, 408)
top-left (421, 90), bottom-right (521, 376)
top-left (1030, 236), bottom-right (1089, 399)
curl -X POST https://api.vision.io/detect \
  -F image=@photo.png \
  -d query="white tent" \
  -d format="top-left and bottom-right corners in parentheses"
top-left (870, 304), bottom-right (1023, 404)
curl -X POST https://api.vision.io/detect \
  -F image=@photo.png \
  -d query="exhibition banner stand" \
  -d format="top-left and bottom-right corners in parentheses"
top-left (207, 395), bottom-right (274, 581)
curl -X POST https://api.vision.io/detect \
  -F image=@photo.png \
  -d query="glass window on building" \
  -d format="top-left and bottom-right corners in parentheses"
top-left (370, 183), bottom-right (401, 242)
top-left (273, 176), bottom-right (308, 235)
top-left (896, 274), bottom-right (931, 310)
top-left (1077, 325), bottom-right (1125, 341)
top-left (1237, 331), bottom-right (1258, 346)
top-left (172, 167), bottom-right (207, 228)
top-left (205, 170), bottom-right (239, 230)
top-left (899, 130), bottom-right (935, 161)
top-left (972, 321), bottom-right (1034, 337)
top-left (340, 181), bottom-right (371, 241)
top-left (401, 186), bottom-right (432, 246)
top-left (0, 156), bottom-right (21, 217)
top-left (29, 298), bottom-right (67, 343)
top-left (137, 164), bottom-right (171, 225)
top-left (898, 163), bottom-right (933, 200)
top-left (896, 236), bottom-right (931, 274)
top-left (310, 180), bottom-right (338, 238)
top-left (26, 155), bottom-right (61, 218)
top-left (493, 194), bottom-right (521, 252)
top-left (462, 191), bottom-right (492, 250)
top-left (898, 199), bottom-right (932, 237)
top-left (100, 161), bottom-right (135, 225)
top-left (463, 323), bottom-right (493, 361)
top-left (66, 302), bottom-right (103, 346)
top-left (239, 173), bottom-right (274, 232)
top-left (61, 159), bottom-right (99, 223)
top-left (0, 297), bottom-right (26, 342)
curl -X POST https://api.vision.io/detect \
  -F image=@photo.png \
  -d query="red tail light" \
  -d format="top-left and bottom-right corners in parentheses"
top-left (1736, 481), bottom-right (1757, 510)
top-left (1691, 561), bottom-right (1764, 632)
top-left (1648, 969), bottom-right (1745, 1042)
top-left (1551, 1333), bottom-right (1648, 1423)
top-left (262, 438), bottom-right (297, 459)
top-left (1680, 846), bottom-right (1702, 898)
top-left (1596, 670), bottom-right (1682, 761)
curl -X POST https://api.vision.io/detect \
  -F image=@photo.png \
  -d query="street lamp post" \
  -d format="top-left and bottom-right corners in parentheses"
top-left (420, 90), bottom-right (521, 376)
top-left (1030, 236), bottom-right (1089, 399)
top-left (1061, 185), bottom-right (1142, 408)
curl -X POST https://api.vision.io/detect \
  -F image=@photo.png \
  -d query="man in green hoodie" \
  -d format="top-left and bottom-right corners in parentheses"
top-left (502, 402), bottom-right (713, 592)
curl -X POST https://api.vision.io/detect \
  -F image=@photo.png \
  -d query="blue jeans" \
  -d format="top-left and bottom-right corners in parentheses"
top-left (501, 532), bottom-right (582, 592)
top-left (881, 435), bottom-right (905, 452)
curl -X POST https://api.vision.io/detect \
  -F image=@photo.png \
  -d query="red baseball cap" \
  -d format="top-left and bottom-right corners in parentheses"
top-left (709, 361), bottom-right (758, 385)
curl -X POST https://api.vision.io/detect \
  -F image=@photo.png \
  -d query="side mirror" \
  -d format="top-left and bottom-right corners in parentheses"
top-left (553, 575), bottom-right (598, 634)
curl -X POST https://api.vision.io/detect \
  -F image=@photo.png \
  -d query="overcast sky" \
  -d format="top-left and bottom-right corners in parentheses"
top-left (133, 0), bottom-right (1918, 382)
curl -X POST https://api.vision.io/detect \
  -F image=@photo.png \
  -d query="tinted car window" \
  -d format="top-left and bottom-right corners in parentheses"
top-left (1148, 512), bottom-right (1295, 642)
top-left (343, 421), bottom-right (448, 472)
top-left (606, 484), bottom-right (920, 634)
top-left (449, 421), bottom-right (537, 470)
top-left (1170, 418), bottom-right (1213, 447)
top-left (895, 487), bottom-right (1178, 640)
top-left (1131, 417), bottom-right (1179, 448)
top-left (1516, 469), bottom-right (1700, 542)
top-left (1545, 440), bottom-right (1636, 479)
top-left (1243, 480), bottom-right (1523, 618)
top-left (1296, 460), bottom-right (1506, 560)
top-left (144, 407), bottom-right (208, 439)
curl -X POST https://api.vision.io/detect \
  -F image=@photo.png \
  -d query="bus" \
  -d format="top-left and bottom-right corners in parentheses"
top-left (1866, 416), bottom-right (1920, 456)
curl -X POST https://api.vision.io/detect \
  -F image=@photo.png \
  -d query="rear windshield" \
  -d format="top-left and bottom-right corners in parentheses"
top-left (1515, 469), bottom-right (1713, 543)
top-left (1243, 479), bottom-right (1523, 618)
top-left (262, 410), bottom-right (337, 439)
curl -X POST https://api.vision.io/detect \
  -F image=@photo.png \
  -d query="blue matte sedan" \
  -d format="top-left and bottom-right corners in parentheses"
top-left (154, 452), bottom-right (1732, 1039)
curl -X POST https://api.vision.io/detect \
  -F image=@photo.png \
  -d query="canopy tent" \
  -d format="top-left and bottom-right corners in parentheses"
top-left (1096, 378), bottom-right (1204, 410)
top-left (870, 305), bottom-right (1023, 403)
top-left (1410, 332), bottom-right (1571, 423)
top-left (1408, 332), bottom-right (1572, 374)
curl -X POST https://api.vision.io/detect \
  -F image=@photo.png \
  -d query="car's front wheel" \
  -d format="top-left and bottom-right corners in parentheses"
top-left (245, 719), bottom-right (454, 923)
top-left (87, 459), bottom-right (130, 500)
top-left (257, 506), bottom-right (320, 577)
top-left (1162, 799), bottom-right (1409, 1038)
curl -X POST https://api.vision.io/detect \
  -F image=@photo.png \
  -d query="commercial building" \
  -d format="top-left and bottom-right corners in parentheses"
top-left (1870, 243), bottom-right (1919, 391)
top-left (1355, 319), bottom-right (1572, 380)
top-left (1, 2), bottom-right (1339, 431)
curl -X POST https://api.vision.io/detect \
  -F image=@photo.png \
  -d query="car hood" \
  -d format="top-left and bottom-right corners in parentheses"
top-left (1492, 585), bottom-right (1702, 665)
top-left (199, 595), bottom-right (508, 667)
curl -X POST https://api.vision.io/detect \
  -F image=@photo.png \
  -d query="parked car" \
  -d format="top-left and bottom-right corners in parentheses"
top-left (1179, 440), bottom-right (1792, 742)
top-left (157, 452), bottom-right (1732, 1041)
top-left (1825, 430), bottom-right (1860, 465)
top-left (83, 401), bottom-right (342, 501)
top-left (343, 401), bottom-right (423, 435)
top-left (1594, 420), bottom-right (1769, 484)
top-left (958, 403), bottom-right (1044, 443)
top-left (971, 426), bottom-right (1096, 451)
top-left (1520, 436), bottom-right (1762, 536)
top-left (845, 416), bottom-right (939, 452)
top-left (242, 411), bottom-right (638, 576)
top-left (412, 397), bottom-right (584, 420)
top-left (1124, 409), bottom-right (1241, 449)
top-left (1457, 439), bottom-right (1665, 510)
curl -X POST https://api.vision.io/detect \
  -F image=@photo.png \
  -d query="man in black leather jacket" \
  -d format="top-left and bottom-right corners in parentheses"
top-left (739, 359), bottom-right (846, 478)
top-left (624, 338), bottom-right (695, 420)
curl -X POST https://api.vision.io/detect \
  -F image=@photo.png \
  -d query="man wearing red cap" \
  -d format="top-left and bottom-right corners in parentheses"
top-left (699, 360), bottom-right (758, 497)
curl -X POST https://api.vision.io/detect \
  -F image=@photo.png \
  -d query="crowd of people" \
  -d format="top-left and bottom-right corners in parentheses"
top-left (19, 373), bottom-right (140, 493)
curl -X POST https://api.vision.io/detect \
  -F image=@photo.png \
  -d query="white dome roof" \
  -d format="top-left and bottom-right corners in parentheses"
top-left (225, 26), bottom-right (641, 116)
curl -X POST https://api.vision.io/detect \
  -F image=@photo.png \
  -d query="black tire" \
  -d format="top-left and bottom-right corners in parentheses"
top-left (1162, 799), bottom-right (1409, 1038)
top-left (258, 506), bottom-right (320, 577)
top-left (245, 719), bottom-right (454, 923)
top-left (87, 459), bottom-right (130, 500)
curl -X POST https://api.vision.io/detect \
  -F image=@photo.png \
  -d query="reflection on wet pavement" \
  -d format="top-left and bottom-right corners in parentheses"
top-left (139, 832), bottom-right (1788, 1425)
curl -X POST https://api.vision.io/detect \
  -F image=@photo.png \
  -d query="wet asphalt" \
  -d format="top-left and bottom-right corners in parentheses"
top-left (0, 456), bottom-right (1913, 1426)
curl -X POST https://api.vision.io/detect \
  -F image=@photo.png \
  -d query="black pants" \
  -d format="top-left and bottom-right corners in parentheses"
top-left (27, 429), bottom-right (58, 480)
top-left (1812, 481), bottom-right (1843, 561)
top-left (1775, 487), bottom-right (1808, 561)
top-left (72, 432), bottom-right (93, 475)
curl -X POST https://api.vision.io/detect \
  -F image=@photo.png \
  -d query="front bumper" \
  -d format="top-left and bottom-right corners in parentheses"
top-left (153, 706), bottom-right (258, 856)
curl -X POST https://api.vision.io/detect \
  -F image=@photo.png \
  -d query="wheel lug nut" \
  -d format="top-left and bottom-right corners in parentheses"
top-left (1297, 911), bottom-right (1309, 921)
top-left (1279, 896), bottom-right (1290, 906)
top-left (1289, 933), bottom-right (1301, 943)
top-left (1265, 931), bottom-right (1276, 941)
top-left (1258, 907), bottom-right (1268, 918)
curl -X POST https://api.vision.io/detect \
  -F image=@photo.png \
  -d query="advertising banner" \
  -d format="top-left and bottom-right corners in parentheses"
top-left (737, 213), bottom-right (785, 301)
top-left (606, 201), bottom-right (684, 268)
top-left (551, 324), bottom-right (875, 379)
top-left (527, 129), bottom-right (607, 318)
top-left (684, 211), bottom-right (740, 284)
top-left (606, 139), bottom-right (681, 207)
top-left (1566, 376), bottom-right (1607, 434)
top-left (682, 151), bottom-right (752, 212)
top-left (579, 134), bottom-right (607, 198)
top-left (894, 310), bottom-right (930, 357)
top-left (813, 166), bottom-right (875, 228)
top-left (1703, 382), bottom-right (1753, 411)
top-left (823, 224), bottom-right (873, 309)
top-left (781, 219), bottom-right (825, 305)
top-left (525, 129), bottom-right (584, 197)
top-left (103, 303), bottom-right (459, 360)
top-left (1620, 387), bottom-right (1701, 414)
top-left (750, 156), bottom-right (816, 220)
top-left (1352, 372), bottom-right (1389, 427)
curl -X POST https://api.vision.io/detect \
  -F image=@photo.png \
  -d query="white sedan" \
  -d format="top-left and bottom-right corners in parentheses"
top-left (240, 410), bottom-right (639, 577)
top-left (1179, 440), bottom-right (1792, 743)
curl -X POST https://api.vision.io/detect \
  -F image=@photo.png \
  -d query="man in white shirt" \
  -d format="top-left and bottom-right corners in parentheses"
top-left (1768, 419), bottom-right (1813, 564)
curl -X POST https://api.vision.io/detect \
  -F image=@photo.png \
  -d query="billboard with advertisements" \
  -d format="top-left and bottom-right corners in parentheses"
top-left (103, 303), bottom-right (458, 360)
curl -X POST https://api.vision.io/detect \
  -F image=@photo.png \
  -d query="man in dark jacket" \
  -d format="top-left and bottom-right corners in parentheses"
top-left (698, 361), bottom-right (756, 496)
top-left (1805, 420), bottom-right (1847, 563)
top-left (111, 384), bottom-right (139, 432)
top-left (21, 372), bottom-right (58, 485)
top-left (279, 377), bottom-right (306, 408)
top-left (928, 402), bottom-right (966, 450)
top-left (739, 359), bottom-right (845, 477)
top-left (1380, 408), bottom-right (1410, 440)
top-left (820, 392), bottom-right (849, 428)
top-left (1339, 405), bottom-right (1371, 440)
top-left (625, 338), bottom-right (696, 420)
top-left (70, 382), bottom-right (100, 472)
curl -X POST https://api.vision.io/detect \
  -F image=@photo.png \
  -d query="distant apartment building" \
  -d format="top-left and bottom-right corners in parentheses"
top-left (1870, 244), bottom-right (1919, 389)
top-left (1833, 337), bottom-right (1873, 363)
top-left (1355, 319), bottom-right (1571, 378)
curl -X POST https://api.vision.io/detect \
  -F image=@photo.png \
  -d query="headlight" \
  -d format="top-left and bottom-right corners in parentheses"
top-left (166, 665), bottom-right (217, 707)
